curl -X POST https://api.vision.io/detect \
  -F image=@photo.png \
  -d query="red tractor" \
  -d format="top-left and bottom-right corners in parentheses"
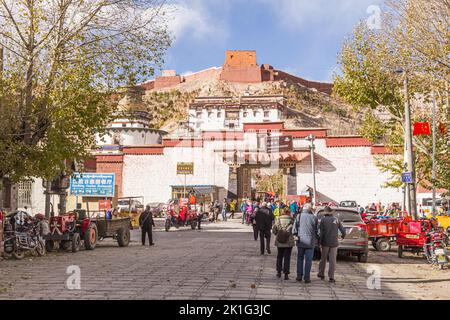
top-left (44, 210), bottom-right (98, 252)
top-left (44, 209), bottom-right (131, 252)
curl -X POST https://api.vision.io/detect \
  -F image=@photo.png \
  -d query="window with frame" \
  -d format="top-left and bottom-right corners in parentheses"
top-left (264, 111), bottom-right (270, 117)
top-left (17, 181), bottom-right (32, 208)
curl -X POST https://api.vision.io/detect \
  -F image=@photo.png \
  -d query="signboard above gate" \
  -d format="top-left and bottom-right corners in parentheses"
top-left (266, 135), bottom-right (293, 153)
top-left (70, 173), bottom-right (115, 197)
top-left (177, 162), bottom-right (194, 175)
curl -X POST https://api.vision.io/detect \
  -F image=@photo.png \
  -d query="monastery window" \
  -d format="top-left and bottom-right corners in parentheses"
top-left (17, 181), bottom-right (32, 208)
top-left (217, 111), bottom-right (222, 118)
top-left (208, 112), bottom-right (212, 118)
top-left (243, 112), bottom-right (248, 118)
top-left (264, 111), bottom-right (270, 117)
top-left (253, 111), bottom-right (258, 117)
top-left (196, 111), bottom-right (202, 118)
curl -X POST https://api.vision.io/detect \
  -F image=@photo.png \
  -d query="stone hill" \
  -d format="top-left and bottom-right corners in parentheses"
top-left (117, 50), bottom-right (363, 135)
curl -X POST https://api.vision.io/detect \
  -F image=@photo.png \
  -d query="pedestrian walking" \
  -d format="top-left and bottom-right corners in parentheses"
top-left (214, 200), bottom-right (221, 222)
top-left (317, 206), bottom-right (346, 283)
top-left (293, 204), bottom-right (318, 283)
top-left (221, 198), bottom-right (228, 221)
top-left (272, 208), bottom-right (295, 280)
top-left (249, 202), bottom-right (258, 241)
top-left (240, 200), bottom-right (247, 224)
top-left (139, 205), bottom-right (155, 246)
top-left (246, 200), bottom-right (253, 225)
top-left (255, 202), bottom-right (275, 255)
top-left (230, 199), bottom-right (236, 219)
top-left (197, 203), bottom-right (204, 230)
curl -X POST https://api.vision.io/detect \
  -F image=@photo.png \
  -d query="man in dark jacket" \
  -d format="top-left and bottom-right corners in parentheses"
top-left (139, 205), bottom-right (155, 246)
top-left (255, 202), bottom-right (275, 255)
top-left (318, 206), bottom-right (346, 283)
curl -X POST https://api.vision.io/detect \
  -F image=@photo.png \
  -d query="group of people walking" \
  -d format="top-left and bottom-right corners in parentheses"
top-left (251, 201), bottom-right (346, 283)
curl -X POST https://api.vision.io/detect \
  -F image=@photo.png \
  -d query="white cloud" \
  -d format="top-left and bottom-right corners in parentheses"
top-left (261, 0), bottom-right (384, 34)
top-left (164, 0), bottom-right (229, 44)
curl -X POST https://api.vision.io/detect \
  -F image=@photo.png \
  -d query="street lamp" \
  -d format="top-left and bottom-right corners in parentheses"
top-left (395, 68), bottom-right (418, 219)
top-left (305, 134), bottom-right (317, 207)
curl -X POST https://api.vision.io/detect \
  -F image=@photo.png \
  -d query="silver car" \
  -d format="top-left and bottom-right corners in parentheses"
top-left (316, 207), bottom-right (369, 262)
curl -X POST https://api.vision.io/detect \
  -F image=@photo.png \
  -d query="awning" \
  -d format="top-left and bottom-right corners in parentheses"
top-left (170, 185), bottom-right (216, 194)
top-left (221, 151), bottom-right (310, 163)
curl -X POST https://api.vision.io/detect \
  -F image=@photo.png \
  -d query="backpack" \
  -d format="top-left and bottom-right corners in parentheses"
top-left (276, 219), bottom-right (292, 244)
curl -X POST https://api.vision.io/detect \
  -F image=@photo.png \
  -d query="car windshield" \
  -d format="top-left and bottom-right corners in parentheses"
top-left (118, 200), bottom-right (129, 206)
top-left (318, 210), bottom-right (362, 223)
top-left (340, 201), bottom-right (356, 207)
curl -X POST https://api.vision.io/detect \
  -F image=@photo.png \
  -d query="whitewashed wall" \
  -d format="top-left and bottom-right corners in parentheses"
top-left (189, 108), bottom-right (282, 131)
top-left (122, 142), bottom-right (230, 204)
top-left (295, 138), bottom-right (403, 207)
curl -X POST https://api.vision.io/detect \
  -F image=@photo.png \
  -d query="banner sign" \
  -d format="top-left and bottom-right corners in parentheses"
top-left (70, 173), bottom-right (115, 197)
top-left (177, 162), bottom-right (194, 175)
top-left (401, 172), bottom-right (413, 184)
top-left (266, 135), bottom-right (293, 153)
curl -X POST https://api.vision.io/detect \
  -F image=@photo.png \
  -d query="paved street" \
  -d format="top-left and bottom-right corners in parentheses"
top-left (0, 218), bottom-right (449, 300)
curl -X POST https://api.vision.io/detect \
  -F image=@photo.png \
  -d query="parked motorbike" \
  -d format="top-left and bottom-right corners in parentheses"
top-left (3, 211), bottom-right (46, 260)
top-left (423, 230), bottom-right (449, 270)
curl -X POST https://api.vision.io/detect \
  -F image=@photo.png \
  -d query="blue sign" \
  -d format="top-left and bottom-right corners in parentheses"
top-left (401, 172), bottom-right (413, 184)
top-left (70, 173), bottom-right (115, 197)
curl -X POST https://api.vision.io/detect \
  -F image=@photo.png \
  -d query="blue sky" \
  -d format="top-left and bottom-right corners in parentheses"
top-left (161, 0), bottom-right (384, 82)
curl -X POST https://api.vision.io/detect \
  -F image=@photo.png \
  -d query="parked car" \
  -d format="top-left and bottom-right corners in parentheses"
top-left (339, 200), bottom-right (358, 208)
top-left (316, 207), bottom-right (369, 262)
top-left (117, 199), bottom-right (143, 213)
top-left (147, 202), bottom-right (165, 217)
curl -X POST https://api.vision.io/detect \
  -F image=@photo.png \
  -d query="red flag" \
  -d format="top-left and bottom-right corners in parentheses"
top-left (439, 122), bottom-right (448, 135)
top-left (413, 122), bottom-right (431, 136)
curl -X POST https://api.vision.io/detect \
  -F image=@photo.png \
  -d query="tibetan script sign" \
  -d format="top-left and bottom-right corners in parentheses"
top-left (70, 173), bottom-right (115, 197)
top-left (177, 162), bottom-right (194, 175)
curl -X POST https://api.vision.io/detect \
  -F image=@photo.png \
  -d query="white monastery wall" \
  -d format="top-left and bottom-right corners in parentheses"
top-left (295, 138), bottom-right (403, 206)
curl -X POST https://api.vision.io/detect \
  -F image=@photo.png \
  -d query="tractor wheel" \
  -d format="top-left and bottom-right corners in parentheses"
top-left (71, 233), bottom-right (81, 252)
top-left (358, 252), bottom-right (368, 263)
top-left (13, 250), bottom-right (25, 260)
top-left (36, 240), bottom-right (46, 256)
top-left (84, 224), bottom-right (98, 250)
top-left (45, 240), bottom-right (55, 252)
top-left (117, 228), bottom-right (130, 247)
top-left (60, 240), bottom-right (71, 251)
top-left (398, 245), bottom-right (403, 258)
top-left (376, 238), bottom-right (391, 252)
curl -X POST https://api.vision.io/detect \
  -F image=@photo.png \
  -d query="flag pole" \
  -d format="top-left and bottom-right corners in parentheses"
top-left (432, 91), bottom-right (437, 217)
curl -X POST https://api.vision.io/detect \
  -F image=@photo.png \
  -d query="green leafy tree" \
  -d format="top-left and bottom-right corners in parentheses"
top-left (334, 0), bottom-right (450, 194)
top-left (0, 0), bottom-right (171, 181)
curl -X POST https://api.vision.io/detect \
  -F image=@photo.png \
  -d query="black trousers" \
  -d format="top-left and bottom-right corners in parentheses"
top-left (197, 214), bottom-right (202, 229)
top-left (252, 225), bottom-right (259, 240)
top-left (259, 229), bottom-right (271, 254)
top-left (276, 247), bottom-right (293, 274)
top-left (141, 227), bottom-right (153, 245)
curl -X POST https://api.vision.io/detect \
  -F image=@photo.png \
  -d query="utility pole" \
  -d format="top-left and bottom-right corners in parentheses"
top-left (306, 134), bottom-right (317, 207)
top-left (432, 91), bottom-right (437, 217)
top-left (403, 71), bottom-right (418, 219)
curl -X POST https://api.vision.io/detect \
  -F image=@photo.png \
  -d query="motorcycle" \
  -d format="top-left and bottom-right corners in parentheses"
top-left (164, 209), bottom-right (178, 232)
top-left (423, 229), bottom-right (449, 270)
top-left (3, 211), bottom-right (46, 260)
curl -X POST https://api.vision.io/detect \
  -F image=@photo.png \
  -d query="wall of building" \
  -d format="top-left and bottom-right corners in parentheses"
top-left (121, 144), bottom-right (230, 204)
top-left (188, 108), bottom-right (283, 131)
top-left (294, 138), bottom-right (403, 207)
top-left (98, 129), bottom-right (164, 146)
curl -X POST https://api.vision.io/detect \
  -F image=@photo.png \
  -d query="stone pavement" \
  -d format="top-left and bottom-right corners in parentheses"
top-left (0, 218), bottom-right (449, 300)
